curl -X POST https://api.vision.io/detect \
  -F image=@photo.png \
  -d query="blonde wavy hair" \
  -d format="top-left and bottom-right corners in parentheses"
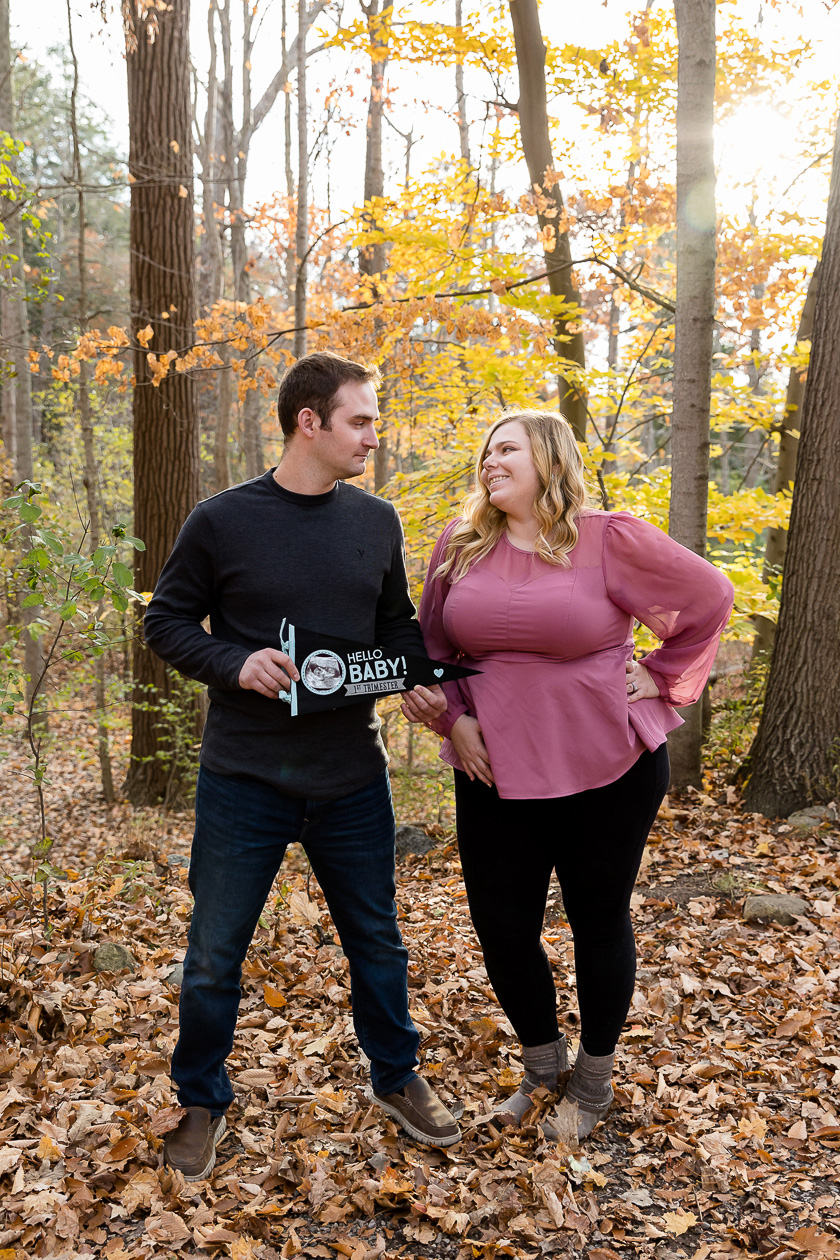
top-left (436, 409), bottom-right (596, 583)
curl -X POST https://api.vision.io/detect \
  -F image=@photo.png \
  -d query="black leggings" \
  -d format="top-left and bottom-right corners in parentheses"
top-left (454, 744), bottom-right (669, 1057)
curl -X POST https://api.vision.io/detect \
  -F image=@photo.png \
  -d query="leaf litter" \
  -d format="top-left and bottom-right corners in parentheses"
top-left (1, 716), bottom-right (840, 1260)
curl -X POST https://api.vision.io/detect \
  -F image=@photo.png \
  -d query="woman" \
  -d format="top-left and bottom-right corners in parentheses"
top-left (414, 410), bottom-right (733, 1139)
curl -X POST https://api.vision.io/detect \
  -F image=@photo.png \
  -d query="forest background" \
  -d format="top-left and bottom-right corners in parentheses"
top-left (0, 0), bottom-right (839, 817)
top-left (1, 3), bottom-right (840, 1259)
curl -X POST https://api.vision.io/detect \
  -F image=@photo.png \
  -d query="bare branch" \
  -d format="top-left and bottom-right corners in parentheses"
top-left (247, 0), bottom-right (330, 141)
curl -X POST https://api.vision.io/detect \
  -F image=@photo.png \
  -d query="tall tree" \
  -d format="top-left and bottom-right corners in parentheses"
top-left (454, 0), bottom-right (471, 171)
top-left (283, 0), bottom-right (296, 308)
top-left (508, 0), bottom-right (587, 441)
top-left (218, 0), bottom-right (264, 478)
top-left (0, 0), bottom-right (46, 731)
top-left (67, 0), bottom-right (115, 802)
top-left (0, 0), bottom-right (33, 475)
top-left (123, 0), bottom-right (200, 805)
top-left (210, 0), bottom-right (328, 310)
top-left (294, 0), bottom-right (310, 359)
top-left (195, 0), bottom-right (328, 483)
top-left (359, 0), bottom-right (391, 281)
top-left (195, 0), bottom-right (230, 494)
top-left (750, 262), bottom-right (819, 664)
top-left (742, 114), bottom-right (840, 818)
top-left (196, 0), bottom-right (224, 317)
top-left (359, 0), bottom-right (393, 490)
top-left (666, 0), bottom-right (716, 790)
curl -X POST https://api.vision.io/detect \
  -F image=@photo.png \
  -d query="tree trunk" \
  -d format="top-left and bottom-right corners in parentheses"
top-left (67, 0), bottom-right (115, 802)
top-left (214, 346), bottom-right (233, 490)
top-left (454, 0), bottom-right (471, 169)
top-left (360, 0), bottom-right (391, 279)
top-left (283, 0), bottom-right (296, 307)
top-left (0, 0), bottom-right (32, 471)
top-left (0, 0), bottom-right (47, 733)
top-left (241, 391), bottom-right (263, 479)
top-left (359, 0), bottom-right (392, 489)
top-left (200, 38), bottom-right (232, 499)
top-left (750, 262), bottom-right (819, 663)
top-left (741, 286), bottom-right (766, 490)
top-left (0, 290), bottom-right (16, 466)
top-left (197, 0), bottom-right (224, 315)
top-left (123, 0), bottom-right (200, 805)
top-left (227, 0), bottom-right (263, 480)
top-left (33, 199), bottom-right (63, 451)
top-left (294, 1), bottom-right (309, 358)
top-left (666, 0), bottom-right (716, 791)
top-left (742, 113), bottom-right (840, 818)
top-left (508, 0), bottom-right (586, 441)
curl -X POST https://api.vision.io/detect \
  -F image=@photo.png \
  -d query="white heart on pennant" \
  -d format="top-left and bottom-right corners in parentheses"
top-left (434, 669), bottom-right (444, 678)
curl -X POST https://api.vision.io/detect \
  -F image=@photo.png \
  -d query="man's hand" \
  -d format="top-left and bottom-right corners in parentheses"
top-left (450, 714), bottom-right (494, 786)
top-left (239, 648), bottom-right (300, 698)
top-left (400, 683), bottom-right (447, 726)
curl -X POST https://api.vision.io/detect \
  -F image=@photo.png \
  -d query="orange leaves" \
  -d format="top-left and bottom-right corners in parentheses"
top-left (51, 354), bottom-right (80, 383)
top-left (789, 1227), bottom-right (840, 1257)
top-left (736, 1110), bottom-right (768, 1144)
top-left (774, 1008), bottom-right (814, 1038)
top-left (538, 224), bottom-right (557, 251)
top-left (135, 324), bottom-right (154, 348)
top-left (146, 350), bottom-right (177, 387)
top-left (662, 1208), bottom-right (698, 1235)
top-left (104, 1133), bottom-right (139, 1163)
top-left (93, 358), bottom-right (126, 385)
top-left (288, 888), bottom-right (321, 927)
top-left (35, 1133), bottom-right (63, 1162)
top-left (148, 1105), bottom-right (186, 1137)
top-left (2, 712), bottom-right (840, 1260)
top-left (263, 982), bottom-right (287, 1008)
top-left (144, 1212), bottom-right (191, 1245)
top-left (377, 1165), bottom-right (414, 1198)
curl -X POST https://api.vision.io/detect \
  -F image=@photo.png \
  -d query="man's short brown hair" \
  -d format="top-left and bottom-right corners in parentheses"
top-left (277, 351), bottom-right (381, 438)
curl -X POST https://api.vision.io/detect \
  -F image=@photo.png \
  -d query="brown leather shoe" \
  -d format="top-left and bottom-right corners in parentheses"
top-left (163, 1107), bottom-right (227, 1181)
top-left (372, 1076), bottom-right (461, 1147)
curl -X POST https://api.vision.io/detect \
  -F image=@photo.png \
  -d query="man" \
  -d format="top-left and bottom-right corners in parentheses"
top-left (144, 351), bottom-right (460, 1181)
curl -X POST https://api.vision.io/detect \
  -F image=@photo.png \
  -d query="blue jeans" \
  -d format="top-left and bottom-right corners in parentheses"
top-left (172, 767), bottom-right (420, 1112)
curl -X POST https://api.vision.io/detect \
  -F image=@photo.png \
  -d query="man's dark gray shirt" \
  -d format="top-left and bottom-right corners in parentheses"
top-left (143, 470), bottom-right (427, 799)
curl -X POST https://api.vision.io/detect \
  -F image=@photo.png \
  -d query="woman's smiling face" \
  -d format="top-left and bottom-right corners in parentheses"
top-left (480, 420), bottom-right (543, 516)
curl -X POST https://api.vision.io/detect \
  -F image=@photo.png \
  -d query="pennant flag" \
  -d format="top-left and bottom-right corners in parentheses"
top-left (278, 620), bottom-right (479, 716)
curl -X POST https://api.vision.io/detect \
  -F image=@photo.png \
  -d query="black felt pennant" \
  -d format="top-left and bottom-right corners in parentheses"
top-left (278, 619), bottom-right (479, 716)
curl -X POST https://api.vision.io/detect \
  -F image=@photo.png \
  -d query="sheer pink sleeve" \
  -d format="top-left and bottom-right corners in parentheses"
top-left (603, 512), bottom-right (734, 707)
top-left (418, 522), bottom-right (470, 738)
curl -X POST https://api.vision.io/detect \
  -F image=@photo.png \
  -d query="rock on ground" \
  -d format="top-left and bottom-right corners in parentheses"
top-left (395, 823), bottom-right (435, 858)
top-left (92, 941), bottom-right (136, 973)
top-left (165, 962), bottom-right (184, 986)
top-left (787, 806), bottom-right (832, 835)
top-left (743, 893), bottom-right (810, 925)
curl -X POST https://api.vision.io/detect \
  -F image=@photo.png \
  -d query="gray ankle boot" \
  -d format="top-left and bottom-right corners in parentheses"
top-left (565, 1046), bottom-right (614, 1138)
top-left (491, 1037), bottom-right (568, 1125)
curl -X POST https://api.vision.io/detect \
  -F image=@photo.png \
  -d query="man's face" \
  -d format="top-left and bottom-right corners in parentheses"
top-left (310, 380), bottom-right (380, 481)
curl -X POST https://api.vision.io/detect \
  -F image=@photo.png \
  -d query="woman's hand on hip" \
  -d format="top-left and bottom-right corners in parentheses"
top-left (450, 714), bottom-right (494, 786)
top-left (626, 659), bottom-right (659, 703)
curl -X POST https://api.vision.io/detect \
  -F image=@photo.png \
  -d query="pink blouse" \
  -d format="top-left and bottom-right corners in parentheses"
top-left (418, 511), bottom-right (734, 800)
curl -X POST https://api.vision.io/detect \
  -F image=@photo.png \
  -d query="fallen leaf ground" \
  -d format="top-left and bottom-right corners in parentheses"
top-left (1, 699), bottom-right (839, 1260)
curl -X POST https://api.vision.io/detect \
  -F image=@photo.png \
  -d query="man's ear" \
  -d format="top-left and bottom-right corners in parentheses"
top-left (297, 407), bottom-right (321, 438)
